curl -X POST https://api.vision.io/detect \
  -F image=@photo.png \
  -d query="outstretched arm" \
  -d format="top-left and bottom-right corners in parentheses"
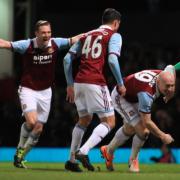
top-left (69, 33), bottom-right (84, 45)
top-left (0, 39), bottom-right (12, 49)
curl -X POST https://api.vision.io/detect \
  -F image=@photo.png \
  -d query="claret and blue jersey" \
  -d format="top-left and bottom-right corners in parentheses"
top-left (64, 25), bottom-right (124, 86)
top-left (123, 70), bottom-right (162, 113)
top-left (11, 38), bottom-right (70, 90)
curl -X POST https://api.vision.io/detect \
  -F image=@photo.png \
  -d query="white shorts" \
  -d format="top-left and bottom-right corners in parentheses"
top-left (18, 86), bottom-right (52, 123)
top-left (74, 83), bottom-right (114, 118)
top-left (111, 88), bottom-right (140, 126)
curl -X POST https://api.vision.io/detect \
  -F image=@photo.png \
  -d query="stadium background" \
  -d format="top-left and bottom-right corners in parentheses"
top-left (0, 0), bottom-right (180, 163)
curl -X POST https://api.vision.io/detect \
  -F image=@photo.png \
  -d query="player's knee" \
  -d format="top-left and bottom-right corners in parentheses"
top-left (105, 116), bottom-right (115, 129)
top-left (79, 116), bottom-right (92, 127)
top-left (34, 122), bottom-right (44, 134)
top-left (144, 129), bottom-right (150, 139)
top-left (140, 129), bottom-right (150, 140)
top-left (108, 120), bottom-right (115, 129)
top-left (78, 121), bottom-right (89, 128)
top-left (26, 120), bottom-right (36, 129)
top-left (24, 112), bottom-right (38, 128)
top-left (123, 125), bottom-right (135, 136)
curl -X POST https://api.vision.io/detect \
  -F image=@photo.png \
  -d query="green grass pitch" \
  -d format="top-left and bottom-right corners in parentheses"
top-left (0, 162), bottom-right (180, 180)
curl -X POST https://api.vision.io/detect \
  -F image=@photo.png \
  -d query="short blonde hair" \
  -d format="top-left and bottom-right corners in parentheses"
top-left (35, 20), bottom-right (50, 31)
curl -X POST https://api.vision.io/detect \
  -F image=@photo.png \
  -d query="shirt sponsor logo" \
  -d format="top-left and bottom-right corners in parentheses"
top-left (33, 54), bottom-right (53, 64)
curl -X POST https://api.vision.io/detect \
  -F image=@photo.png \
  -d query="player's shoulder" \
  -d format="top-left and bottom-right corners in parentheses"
top-left (11, 39), bottom-right (31, 48)
top-left (135, 69), bottom-right (161, 76)
top-left (13, 38), bottom-right (31, 44)
top-left (110, 32), bottom-right (122, 40)
top-left (84, 28), bottom-right (102, 36)
top-left (50, 37), bottom-right (59, 44)
top-left (51, 37), bottom-right (68, 42)
top-left (51, 37), bottom-right (62, 42)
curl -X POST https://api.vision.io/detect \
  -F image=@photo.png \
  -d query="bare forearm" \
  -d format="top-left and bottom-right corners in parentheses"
top-left (145, 120), bottom-right (164, 139)
top-left (140, 113), bottom-right (173, 144)
top-left (70, 33), bottom-right (84, 45)
top-left (0, 39), bottom-right (11, 49)
top-left (140, 112), bottom-right (164, 139)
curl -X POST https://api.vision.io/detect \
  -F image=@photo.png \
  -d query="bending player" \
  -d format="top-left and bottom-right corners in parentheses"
top-left (101, 65), bottom-right (176, 172)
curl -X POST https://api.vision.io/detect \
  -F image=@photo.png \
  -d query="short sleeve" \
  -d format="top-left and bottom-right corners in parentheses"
top-left (108, 33), bottom-right (122, 57)
top-left (11, 39), bottom-right (31, 54)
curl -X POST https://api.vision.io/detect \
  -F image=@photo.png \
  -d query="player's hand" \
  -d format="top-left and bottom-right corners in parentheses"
top-left (116, 84), bottom-right (126, 97)
top-left (161, 133), bottom-right (174, 144)
top-left (71, 33), bottom-right (84, 44)
top-left (66, 86), bottom-right (74, 103)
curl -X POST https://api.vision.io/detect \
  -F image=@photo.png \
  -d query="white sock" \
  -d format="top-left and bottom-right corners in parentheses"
top-left (70, 124), bottom-right (86, 162)
top-left (108, 127), bottom-right (130, 155)
top-left (18, 122), bottom-right (32, 148)
top-left (79, 123), bottom-right (110, 155)
top-left (130, 135), bottom-right (146, 160)
top-left (23, 132), bottom-right (40, 158)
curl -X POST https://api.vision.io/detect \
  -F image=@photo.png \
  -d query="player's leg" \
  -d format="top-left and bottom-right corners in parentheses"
top-left (79, 115), bottom-right (115, 155)
top-left (22, 88), bottom-right (52, 157)
top-left (14, 87), bottom-right (51, 168)
top-left (14, 121), bottom-right (32, 168)
top-left (65, 115), bottom-right (92, 172)
top-left (14, 111), bottom-right (38, 168)
top-left (101, 123), bottom-right (134, 171)
top-left (79, 85), bottom-right (115, 155)
top-left (23, 118), bottom-right (43, 156)
top-left (75, 84), bottom-right (114, 171)
top-left (108, 124), bottom-right (135, 155)
top-left (16, 87), bottom-right (37, 148)
top-left (65, 83), bottom-right (93, 171)
top-left (132, 121), bottom-right (149, 160)
top-left (70, 115), bottom-right (92, 163)
top-left (17, 119), bottom-right (32, 149)
top-left (104, 91), bottom-right (140, 171)
top-left (76, 115), bottom-right (114, 171)
top-left (14, 87), bottom-right (38, 168)
top-left (129, 120), bottom-right (150, 173)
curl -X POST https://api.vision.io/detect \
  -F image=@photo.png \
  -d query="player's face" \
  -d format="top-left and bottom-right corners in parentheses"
top-left (159, 78), bottom-right (175, 97)
top-left (35, 25), bottom-right (52, 46)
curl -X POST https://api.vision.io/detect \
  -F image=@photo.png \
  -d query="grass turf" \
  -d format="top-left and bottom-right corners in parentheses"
top-left (0, 162), bottom-right (180, 180)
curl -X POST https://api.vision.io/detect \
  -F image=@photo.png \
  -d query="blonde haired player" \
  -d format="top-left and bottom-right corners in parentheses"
top-left (0, 20), bottom-right (82, 168)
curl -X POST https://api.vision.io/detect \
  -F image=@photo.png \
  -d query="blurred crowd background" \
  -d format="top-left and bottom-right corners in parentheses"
top-left (0, 0), bottom-right (180, 149)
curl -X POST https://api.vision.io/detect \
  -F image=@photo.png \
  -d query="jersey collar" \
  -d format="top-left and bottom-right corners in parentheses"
top-left (33, 38), bottom-right (52, 49)
top-left (99, 25), bottom-right (112, 30)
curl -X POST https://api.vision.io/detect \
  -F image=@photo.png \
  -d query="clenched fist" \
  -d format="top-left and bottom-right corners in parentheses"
top-left (161, 133), bottom-right (174, 144)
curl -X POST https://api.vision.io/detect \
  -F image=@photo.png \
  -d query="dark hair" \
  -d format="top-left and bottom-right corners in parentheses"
top-left (35, 20), bottom-right (51, 31)
top-left (102, 8), bottom-right (121, 24)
